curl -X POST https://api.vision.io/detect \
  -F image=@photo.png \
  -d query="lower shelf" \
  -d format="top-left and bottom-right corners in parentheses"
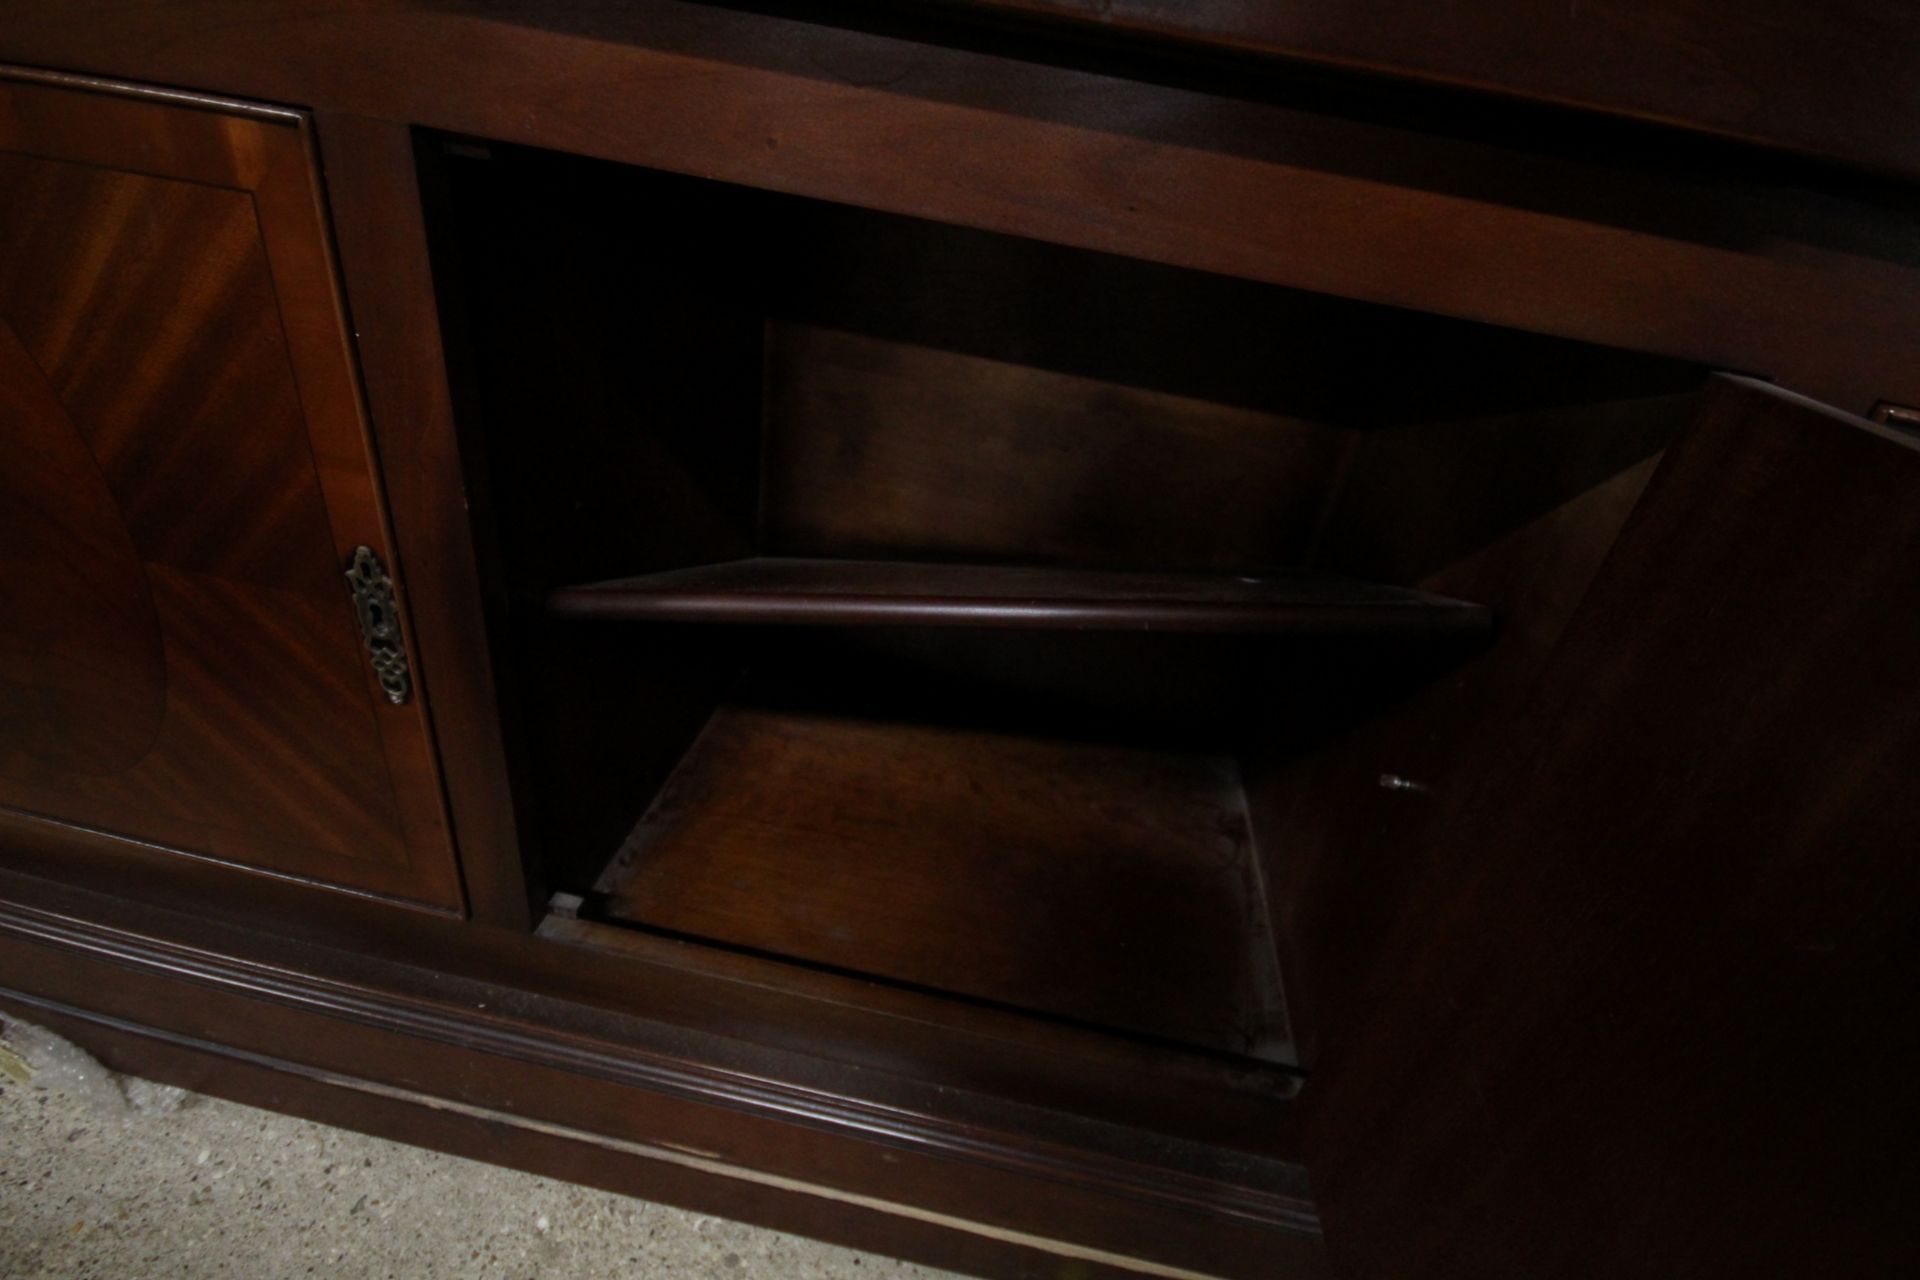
top-left (580, 697), bottom-right (1294, 1064)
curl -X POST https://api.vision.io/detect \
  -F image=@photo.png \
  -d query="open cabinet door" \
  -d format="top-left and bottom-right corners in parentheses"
top-left (1306, 375), bottom-right (1920, 1278)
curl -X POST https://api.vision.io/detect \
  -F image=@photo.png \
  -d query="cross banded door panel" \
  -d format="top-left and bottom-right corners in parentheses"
top-left (1306, 377), bottom-right (1920, 1278)
top-left (0, 68), bottom-right (463, 909)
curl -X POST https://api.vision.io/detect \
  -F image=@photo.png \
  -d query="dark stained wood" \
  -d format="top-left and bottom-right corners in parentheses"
top-left (0, 998), bottom-right (1192, 1280)
top-left (933, 0), bottom-right (1920, 179)
top-left (550, 557), bottom-right (1491, 638)
top-left (1305, 376), bottom-right (1920, 1278)
top-left (2, 11), bottom-right (1918, 1280)
top-left (3, 7), bottom-right (1920, 412)
top-left (0, 871), bottom-right (1328, 1280)
top-left (593, 699), bottom-right (1293, 1063)
top-left (316, 112), bottom-right (533, 928)
top-left (0, 320), bottom-right (166, 779)
top-left (0, 70), bottom-right (461, 907)
top-left (0, 819), bottom-right (1298, 1161)
top-left (1246, 390), bottom-right (1695, 1061)
top-left (761, 324), bottom-right (1350, 570)
top-left (541, 911), bottom-right (1301, 1159)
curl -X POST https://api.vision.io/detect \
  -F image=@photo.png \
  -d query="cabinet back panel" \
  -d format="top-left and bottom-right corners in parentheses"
top-left (761, 324), bottom-right (1347, 571)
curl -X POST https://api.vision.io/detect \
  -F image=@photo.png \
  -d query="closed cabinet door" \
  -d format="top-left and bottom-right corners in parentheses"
top-left (0, 68), bottom-right (463, 910)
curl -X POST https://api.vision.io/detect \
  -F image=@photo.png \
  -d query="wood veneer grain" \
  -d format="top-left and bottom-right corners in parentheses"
top-left (593, 699), bottom-right (1293, 1062)
top-left (1307, 376), bottom-right (1920, 1278)
top-left (0, 72), bottom-right (461, 907)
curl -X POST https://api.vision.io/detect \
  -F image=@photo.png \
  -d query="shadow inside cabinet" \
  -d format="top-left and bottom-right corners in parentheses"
top-left (416, 130), bottom-right (1705, 1154)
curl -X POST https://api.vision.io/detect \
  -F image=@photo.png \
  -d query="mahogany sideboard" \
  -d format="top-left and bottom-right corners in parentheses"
top-left (2, 5), bottom-right (1917, 1277)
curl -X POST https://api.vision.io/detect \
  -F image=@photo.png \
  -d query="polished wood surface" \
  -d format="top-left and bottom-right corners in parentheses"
top-left (1307, 377), bottom-right (1920, 1277)
top-left (424, 117), bottom-right (1813, 1280)
top-left (0, 869), bottom-right (1327, 1280)
top-left (1247, 390), bottom-right (1696, 1061)
top-left (0, 71), bottom-right (460, 907)
top-left (937, 0), bottom-right (1920, 178)
top-left (550, 557), bottom-right (1491, 637)
top-left (1, 9), bottom-right (1916, 1278)
top-left (0, 321), bottom-right (165, 779)
top-left (0, 995), bottom-right (1184, 1280)
top-left (3, 3), bottom-right (1918, 413)
top-left (9, 1), bottom-right (1918, 185)
top-left (544, 910), bottom-right (1301, 1160)
top-left (0, 809), bottom-right (1302, 1162)
top-left (592, 694), bottom-right (1290, 1062)
top-left (761, 323), bottom-right (1347, 571)
top-left (318, 112), bottom-right (533, 927)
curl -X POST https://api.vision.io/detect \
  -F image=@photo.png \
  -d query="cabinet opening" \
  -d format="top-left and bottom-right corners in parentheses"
top-left (421, 133), bottom-right (1706, 1134)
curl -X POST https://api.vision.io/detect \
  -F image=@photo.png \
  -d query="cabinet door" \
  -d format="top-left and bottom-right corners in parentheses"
top-left (0, 69), bottom-right (463, 909)
top-left (1306, 376), bottom-right (1920, 1277)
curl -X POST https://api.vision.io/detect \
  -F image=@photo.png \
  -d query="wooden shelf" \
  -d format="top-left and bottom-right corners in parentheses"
top-left (589, 699), bottom-right (1295, 1062)
top-left (548, 557), bottom-right (1492, 636)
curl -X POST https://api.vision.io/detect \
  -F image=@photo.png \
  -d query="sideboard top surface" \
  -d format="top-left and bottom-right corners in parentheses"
top-left (3, 1), bottom-right (1918, 418)
top-left (931, 0), bottom-right (1920, 180)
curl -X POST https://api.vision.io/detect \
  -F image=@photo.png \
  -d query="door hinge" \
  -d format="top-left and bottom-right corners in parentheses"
top-left (345, 545), bottom-right (412, 705)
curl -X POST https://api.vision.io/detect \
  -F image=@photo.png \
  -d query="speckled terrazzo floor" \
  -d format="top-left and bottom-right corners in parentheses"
top-left (0, 1054), bottom-right (969, 1280)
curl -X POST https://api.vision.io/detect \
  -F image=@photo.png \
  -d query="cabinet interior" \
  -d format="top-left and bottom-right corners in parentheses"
top-left (421, 134), bottom-right (1706, 1136)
